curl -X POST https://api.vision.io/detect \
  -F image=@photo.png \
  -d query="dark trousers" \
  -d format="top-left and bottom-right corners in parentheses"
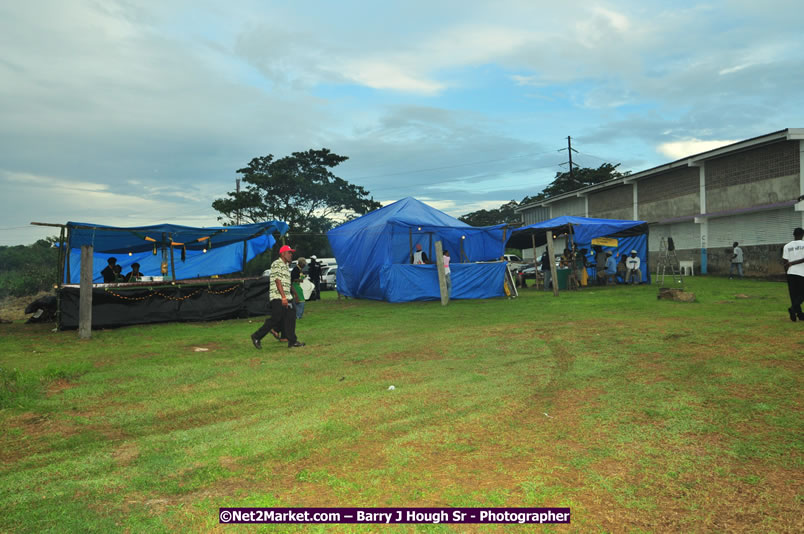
top-left (787, 274), bottom-right (804, 317)
top-left (253, 299), bottom-right (297, 346)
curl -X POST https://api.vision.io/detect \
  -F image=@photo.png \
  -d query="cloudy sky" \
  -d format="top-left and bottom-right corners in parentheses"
top-left (2, 0), bottom-right (803, 245)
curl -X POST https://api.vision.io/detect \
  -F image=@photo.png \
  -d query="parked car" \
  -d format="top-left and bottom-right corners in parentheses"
top-left (503, 254), bottom-right (526, 272)
top-left (320, 265), bottom-right (338, 290)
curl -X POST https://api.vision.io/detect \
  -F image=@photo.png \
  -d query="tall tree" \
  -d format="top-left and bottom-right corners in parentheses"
top-left (212, 149), bottom-right (381, 259)
top-left (458, 200), bottom-right (520, 226)
top-left (523, 163), bottom-right (628, 204)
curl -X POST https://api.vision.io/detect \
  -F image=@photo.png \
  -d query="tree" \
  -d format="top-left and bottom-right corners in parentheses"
top-left (458, 200), bottom-right (520, 226)
top-left (523, 163), bottom-right (628, 204)
top-left (212, 149), bottom-right (381, 260)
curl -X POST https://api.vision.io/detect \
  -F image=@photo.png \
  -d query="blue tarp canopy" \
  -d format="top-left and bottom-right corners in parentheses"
top-left (508, 216), bottom-right (650, 283)
top-left (327, 197), bottom-right (508, 301)
top-left (63, 220), bottom-right (288, 283)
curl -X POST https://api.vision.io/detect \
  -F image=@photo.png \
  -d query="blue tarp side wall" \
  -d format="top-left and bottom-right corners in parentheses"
top-left (379, 263), bottom-right (506, 302)
top-left (328, 197), bottom-right (507, 300)
top-left (65, 234), bottom-right (275, 284)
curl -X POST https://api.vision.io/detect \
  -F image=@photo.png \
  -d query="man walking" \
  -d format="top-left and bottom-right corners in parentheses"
top-left (782, 227), bottom-right (804, 322)
top-left (251, 245), bottom-right (305, 348)
top-left (729, 242), bottom-right (744, 278)
top-left (308, 256), bottom-right (321, 300)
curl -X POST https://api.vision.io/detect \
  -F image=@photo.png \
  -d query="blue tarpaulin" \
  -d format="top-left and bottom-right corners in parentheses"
top-left (63, 221), bottom-right (288, 283)
top-left (508, 216), bottom-right (650, 283)
top-left (327, 197), bottom-right (507, 301)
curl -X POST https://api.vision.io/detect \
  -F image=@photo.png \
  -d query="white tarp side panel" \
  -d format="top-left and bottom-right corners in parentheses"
top-left (649, 221), bottom-right (700, 251)
top-left (708, 208), bottom-right (802, 248)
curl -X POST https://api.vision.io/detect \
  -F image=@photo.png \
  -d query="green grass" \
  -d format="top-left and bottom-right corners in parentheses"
top-left (0, 277), bottom-right (802, 533)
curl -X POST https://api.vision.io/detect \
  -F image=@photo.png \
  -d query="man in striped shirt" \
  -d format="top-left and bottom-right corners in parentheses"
top-left (251, 245), bottom-right (305, 348)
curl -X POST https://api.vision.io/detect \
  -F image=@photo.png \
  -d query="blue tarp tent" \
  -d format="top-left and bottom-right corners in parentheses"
top-left (63, 221), bottom-right (288, 283)
top-left (327, 197), bottom-right (508, 301)
top-left (507, 216), bottom-right (650, 283)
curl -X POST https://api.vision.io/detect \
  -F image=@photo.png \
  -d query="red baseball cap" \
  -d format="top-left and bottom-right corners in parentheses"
top-left (279, 245), bottom-right (296, 254)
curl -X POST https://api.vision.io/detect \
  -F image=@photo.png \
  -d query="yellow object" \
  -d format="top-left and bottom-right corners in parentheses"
top-left (591, 237), bottom-right (619, 247)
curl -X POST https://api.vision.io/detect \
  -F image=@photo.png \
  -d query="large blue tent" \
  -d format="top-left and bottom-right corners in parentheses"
top-left (63, 220), bottom-right (288, 283)
top-left (327, 197), bottom-right (508, 301)
top-left (507, 216), bottom-right (650, 283)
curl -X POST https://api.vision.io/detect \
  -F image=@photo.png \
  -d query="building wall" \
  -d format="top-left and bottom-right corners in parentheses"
top-left (588, 185), bottom-right (633, 219)
top-left (550, 196), bottom-right (585, 217)
top-left (706, 141), bottom-right (800, 212)
top-left (638, 167), bottom-right (700, 221)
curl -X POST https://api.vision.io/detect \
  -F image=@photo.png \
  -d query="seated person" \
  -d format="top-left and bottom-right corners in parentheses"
top-left (604, 252), bottom-right (617, 285)
top-left (617, 254), bottom-right (628, 283)
top-left (626, 250), bottom-right (642, 284)
top-left (126, 262), bottom-right (143, 282)
top-left (101, 257), bottom-right (118, 283)
top-left (412, 243), bottom-right (429, 264)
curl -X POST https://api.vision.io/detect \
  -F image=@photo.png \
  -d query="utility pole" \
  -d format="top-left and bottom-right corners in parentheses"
top-left (559, 136), bottom-right (579, 182)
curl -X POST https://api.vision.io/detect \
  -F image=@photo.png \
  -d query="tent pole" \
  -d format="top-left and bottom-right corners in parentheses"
top-left (428, 233), bottom-right (433, 263)
top-left (502, 228), bottom-right (507, 259)
top-left (169, 240), bottom-right (177, 281)
top-left (242, 240), bottom-right (248, 273)
top-left (531, 233), bottom-right (536, 263)
top-left (56, 226), bottom-right (65, 288)
top-left (409, 228), bottom-right (413, 263)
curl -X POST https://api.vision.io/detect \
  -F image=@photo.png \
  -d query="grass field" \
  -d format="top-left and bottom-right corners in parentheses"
top-left (1, 277), bottom-right (802, 533)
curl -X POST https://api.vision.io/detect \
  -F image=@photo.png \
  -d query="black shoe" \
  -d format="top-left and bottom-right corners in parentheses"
top-left (288, 341), bottom-right (306, 348)
top-left (790, 308), bottom-right (799, 322)
top-left (251, 335), bottom-right (262, 349)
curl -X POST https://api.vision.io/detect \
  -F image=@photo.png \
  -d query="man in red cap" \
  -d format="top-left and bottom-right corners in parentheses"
top-left (251, 245), bottom-right (305, 348)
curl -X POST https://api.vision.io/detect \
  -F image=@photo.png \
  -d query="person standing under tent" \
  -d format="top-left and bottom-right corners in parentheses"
top-left (595, 246), bottom-right (607, 285)
top-left (604, 252), bottom-right (617, 285)
top-left (616, 254), bottom-right (628, 284)
top-left (251, 245), bottom-right (305, 349)
top-left (101, 257), bottom-right (118, 283)
top-left (625, 249), bottom-right (642, 284)
top-left (412, 243), bottom-right (429, 264)
top-left (730, 242), bottom-right (744, 279)
top-left (782, 227), bottom-right (804, 322)
top-left (575, 248), bottom-right (589, 288)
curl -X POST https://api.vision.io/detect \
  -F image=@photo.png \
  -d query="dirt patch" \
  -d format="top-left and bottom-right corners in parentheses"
top-left (46, 378), bottom-right (76, 397)
top-left (113, 441), bottom-right (140, 466)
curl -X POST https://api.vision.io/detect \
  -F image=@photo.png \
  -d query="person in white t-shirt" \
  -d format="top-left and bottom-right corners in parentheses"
top-left (782, 227), bottom-right (804, 322)
top-left (729, 242), bottom-right (744, 278)
top-left (625, 250), bottom-right (642, 284)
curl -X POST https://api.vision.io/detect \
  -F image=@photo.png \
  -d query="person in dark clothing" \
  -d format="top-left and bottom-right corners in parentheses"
top-left (113, 264), bottom-right (125, 282)
top-left (540, 250), bottom-right (553, 291)
top-left (308, 256), bottom-right (321, 301)
top-left (101, 257), bottom-right (118, 283)
top-left (125, 263), bottom-right (143, 282)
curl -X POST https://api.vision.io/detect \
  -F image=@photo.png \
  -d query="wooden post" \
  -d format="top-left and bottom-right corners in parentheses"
top-left (57, 226), bottom-right (65, 288)
top-left (78, 245), bottom-right (93, 339)
top-left (409, 228), bottom-right (413, 263)
top-left (435, 240), bottom-right (448, 306)
top-left (428, 233), bottom-right (433, 263)
top-left (546, 231), bottom-right (559, 297)
top-left (531, 233), bottom-right (536, 262)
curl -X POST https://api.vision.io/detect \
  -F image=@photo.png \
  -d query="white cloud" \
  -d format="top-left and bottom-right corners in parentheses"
top-left (657, 139), bottom-right (737, 160)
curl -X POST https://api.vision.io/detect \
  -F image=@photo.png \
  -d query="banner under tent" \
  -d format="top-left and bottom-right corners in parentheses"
top-left (61, 221), bottom-right (289, 283)
top-left (507, 216), bottom-right (651, 283)
top-left (327, 197), bottom-right (510, 302)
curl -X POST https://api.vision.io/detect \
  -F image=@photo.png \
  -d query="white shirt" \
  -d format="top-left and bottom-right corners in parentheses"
top-left (626, 256), bottom-right (641, 270)
top-left (783, 239), bottom-right (804, 277)
top-left (413, 250), bottom-right (425, 264)
top-left (443, 255), bottom-right (451, 274)
top-left (732, 246), bottom-right (743, 263)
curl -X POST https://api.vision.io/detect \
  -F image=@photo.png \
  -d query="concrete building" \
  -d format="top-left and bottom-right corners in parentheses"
top-left (515, 128), bottom-right (804, 276)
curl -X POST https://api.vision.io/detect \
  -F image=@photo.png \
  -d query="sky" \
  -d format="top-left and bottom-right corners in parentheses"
top-left (1, 0), bottom-right (803, 245)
